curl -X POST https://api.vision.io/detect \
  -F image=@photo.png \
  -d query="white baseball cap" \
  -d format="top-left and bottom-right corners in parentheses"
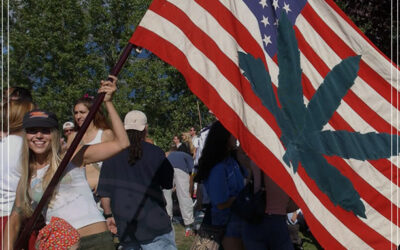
top-left (124, 110), bottom-right (147, 131)
top-left (62, 121), bottom-right (74, 130)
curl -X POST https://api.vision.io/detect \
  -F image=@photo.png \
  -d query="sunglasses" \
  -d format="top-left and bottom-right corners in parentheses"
top-left (26, 128), bottom-right (52, 135)
top-left (64, 129), bottom-right (73, 133)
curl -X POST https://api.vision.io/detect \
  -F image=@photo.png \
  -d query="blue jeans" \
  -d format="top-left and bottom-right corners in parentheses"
top-left (119, 230), bottom-right (177, 250)
top-left (242, 214), bottom-right (294, 250)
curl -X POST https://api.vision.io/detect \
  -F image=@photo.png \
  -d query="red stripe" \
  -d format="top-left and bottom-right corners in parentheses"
top-left (301, 4), bottom-right (400, 111)
top-left (294, 27), bottom-right (398, 135)
top-left (131, 27), bottom-right (348, 248)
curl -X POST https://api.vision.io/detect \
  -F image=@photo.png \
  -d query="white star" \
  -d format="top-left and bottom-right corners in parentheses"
top-left (263, 34), bottom-right (272, 46)
top-left (260, 16), bottom-right (270, 27)
top-left (272, 0), bottom-right (279, 10)
top-left (283, 2), bottom-right (291, 14)
top-left (259, 0), bottom-right (268, 8)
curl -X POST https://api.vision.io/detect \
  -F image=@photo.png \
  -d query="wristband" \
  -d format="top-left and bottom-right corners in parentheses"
top-left (103, 213), bottom-right (113, 219)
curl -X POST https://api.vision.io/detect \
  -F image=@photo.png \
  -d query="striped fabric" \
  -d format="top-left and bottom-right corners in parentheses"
top-left (130, 0), bottom-right (399, 248)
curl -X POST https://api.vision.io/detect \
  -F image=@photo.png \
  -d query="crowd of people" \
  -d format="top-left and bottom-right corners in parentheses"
top-left (1, 77), bottom-right (309, 250)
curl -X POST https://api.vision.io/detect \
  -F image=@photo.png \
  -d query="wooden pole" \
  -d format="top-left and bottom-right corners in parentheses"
top-left (14, 43), bottom-right (136, 250)
top-left (196, 100), bottom-right (202, 129)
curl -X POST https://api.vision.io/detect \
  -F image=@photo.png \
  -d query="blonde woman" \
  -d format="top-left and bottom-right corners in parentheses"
top-left (3, 76), bottom-right (129, 249)
top-left (181, 132), bottom-right (195, 156)
top-left (0, 99), bottom-right (35, 248)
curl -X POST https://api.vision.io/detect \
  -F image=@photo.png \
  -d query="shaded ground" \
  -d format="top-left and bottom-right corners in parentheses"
top-left (172, 213), bottom-right (323, 250)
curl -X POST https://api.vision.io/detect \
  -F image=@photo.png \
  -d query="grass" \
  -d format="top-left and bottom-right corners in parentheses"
top-left (174, 223), bottom-right (195, 250)
top-left (173, 223), bottom-right (322, 250)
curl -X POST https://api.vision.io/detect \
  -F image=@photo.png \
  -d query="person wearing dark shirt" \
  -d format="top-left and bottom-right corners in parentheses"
top-left (172, 135), bottom-right (190, 155)
top-left (98, 110), bottom-right (176, 250)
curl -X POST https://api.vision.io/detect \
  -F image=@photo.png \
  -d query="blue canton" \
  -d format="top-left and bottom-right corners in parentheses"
top-left (242, 0), bottom-right (307, 57)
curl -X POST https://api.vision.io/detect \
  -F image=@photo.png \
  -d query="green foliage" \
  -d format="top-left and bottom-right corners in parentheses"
top-left (5, 0), bottom-right (213, 151)
top-left (334, 0), bottom-right (397, 64)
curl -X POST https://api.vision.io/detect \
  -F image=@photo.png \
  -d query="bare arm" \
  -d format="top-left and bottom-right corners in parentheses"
top-left (3, 183), bottom-right (24, 250)
top-left (100, 197), bottom-right (117, 234)
top-left (72, 76), bottom-right (129, 166)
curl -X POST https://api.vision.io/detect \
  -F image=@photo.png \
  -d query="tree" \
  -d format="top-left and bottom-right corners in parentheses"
top-left (334, 0), bottom-right (398, 64)
top-left (6, 0), bottom-right (214, 150)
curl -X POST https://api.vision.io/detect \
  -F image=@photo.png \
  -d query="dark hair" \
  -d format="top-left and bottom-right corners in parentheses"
top-left (195, 121), bottom-right (232, 182)
top-left (127, 129), bottom-right (146, 165)
top-left (9, 87), bottom-right (33, 102)
top-left (73, 97), bottom-right (110, 130)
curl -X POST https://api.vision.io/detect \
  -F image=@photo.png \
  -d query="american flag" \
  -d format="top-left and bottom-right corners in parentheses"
top-left (130, 0), bottom-right (399, 248)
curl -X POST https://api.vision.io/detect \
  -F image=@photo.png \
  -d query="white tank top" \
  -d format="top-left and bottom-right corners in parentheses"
top-left (0, 135), bottom-right (23, 216)
top-left (29, 162), bottom-right (105, 229)
top-left (85, 129), bottom-right (103, 145)
top-left (85, 129), bottom-right (103, 168)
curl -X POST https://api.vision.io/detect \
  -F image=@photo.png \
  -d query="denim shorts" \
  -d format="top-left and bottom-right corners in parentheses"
top-left (224, 213), bottom-right (244, 238)
top-left (119, 229), bottom-right (177, 250)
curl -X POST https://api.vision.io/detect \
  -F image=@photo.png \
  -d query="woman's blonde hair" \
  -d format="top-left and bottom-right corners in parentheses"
top-left (181, 132), bottom-right (195, 155)
top-left (2, 100), bottom-right (35, 133)
top-left (19, 129), bottom-right (62, 217)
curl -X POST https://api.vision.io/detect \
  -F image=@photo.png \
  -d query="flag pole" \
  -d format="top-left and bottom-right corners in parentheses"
top-left (14, 43), bottom-right (137, 250)
top-left (196, 100), bottom-right (202, 129)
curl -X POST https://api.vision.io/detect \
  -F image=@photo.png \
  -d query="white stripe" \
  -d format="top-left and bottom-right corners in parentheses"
top-left (137, 4), bottom-right (398, 247)
top-left (307, 0), bottom-right (399, 89)
top-left (296, 14), bottom-right (398, 129)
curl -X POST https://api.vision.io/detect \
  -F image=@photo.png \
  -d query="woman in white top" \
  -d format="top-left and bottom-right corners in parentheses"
top-left (3, 76), bottom-right (129, 249)
top-left (68, 91), bottom-right (114, 193)
top-left (0, 98), bottom-right (35, 247)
